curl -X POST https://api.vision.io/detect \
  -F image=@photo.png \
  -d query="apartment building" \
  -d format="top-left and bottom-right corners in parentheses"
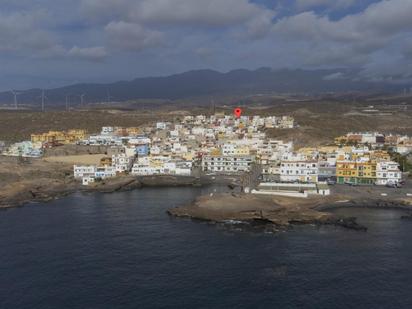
top-left (376, 161), bottom-right (402, 185)
top-left (280, 160), bottom-right (319, 183)
top-left (202, 155), bottom-right (255, 174)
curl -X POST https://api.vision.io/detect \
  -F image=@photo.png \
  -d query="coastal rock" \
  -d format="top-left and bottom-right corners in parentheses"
top-left (168, 193), bottom-right (367, 232)
top-left (138, 175), bottom-right (202, 187)
top-left (84, 177), bottom-right (141, 193)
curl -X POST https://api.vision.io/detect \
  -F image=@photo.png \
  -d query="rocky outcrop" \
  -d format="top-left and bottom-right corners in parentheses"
top-left (168, 193), bottom-right (368, 232)
top-left (83, 177), bottom-right (141, 193)
top-left (138, 175), bottom-right (203, 187)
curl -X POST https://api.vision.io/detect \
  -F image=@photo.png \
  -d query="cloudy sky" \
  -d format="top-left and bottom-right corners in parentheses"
top-left (1, 0), bottom-right (412, 91)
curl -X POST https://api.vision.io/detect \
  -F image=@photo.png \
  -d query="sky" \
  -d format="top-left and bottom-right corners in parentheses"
top-left (1, 0), bottom-right (412, 91)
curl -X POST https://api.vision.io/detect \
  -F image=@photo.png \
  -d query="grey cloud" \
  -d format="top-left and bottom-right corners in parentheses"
top-left (272, 0), bottom-right (412, 71)
top-left (0, 10), bottom-right (57, 52)
top-left (80, 0), bottom-right (132, 23)
top-left (244, 10), bottom-right (275, 39)
top-left (195, 47), bottom-right (214, 58)
top-left (276, 0), bottom-right (412, 44)
top-left (132, 0), bottom-right (274, 27)
top-left (354, 0), bottom-right (412, 35)
top-left (105, 21), bottom-right (164, 51)
top-left (81, 0), bottom-right (275, 39)
top-left (67, 46), bottom-right (108, 61)
top-left (295, 0), bottom-right (356, 10)
top-left (402, 43), bottom-right (412, 60)
top-left (323, 72), bottom-right (345, 80)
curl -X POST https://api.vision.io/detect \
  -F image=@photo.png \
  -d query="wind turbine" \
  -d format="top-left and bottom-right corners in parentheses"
top-left (65, 94), bottom-right (71, 111)
top-left (10, 90), bottom-right (21, 109)
top-left (38, 89), bottom-right (48, 112)
top-left (106, 90), bottom-right (114, 103)
top-left (79, 93), bottom-right (86, 107)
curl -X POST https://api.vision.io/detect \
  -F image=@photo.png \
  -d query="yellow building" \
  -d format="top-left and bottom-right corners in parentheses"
top-left (371, 150), bottom-right (391, 161)
top-left (335, 136), bottom-right (348, 145)
top-left (318, 146), bottom-right (340, 153)
top-left (234, 146), bottom-right (250, 156)
top-left (31, 129), bottom-right (87, 144)
top-left (296, 147), bottom-right (317, 155)
top-left (210, 148), bottom-right (222, 156)
top-left (336, 160), bottom-right (377, 185)
top-left (181, 152), bottom-right (195, 161)
top-left (100, 157), bottom-right (112, 166)
top-left (126, 127), bottom-right (142, 135)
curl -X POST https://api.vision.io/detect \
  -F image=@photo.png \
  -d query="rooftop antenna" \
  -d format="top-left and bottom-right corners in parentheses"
top-left (10, 90), bottom-right (21, 110)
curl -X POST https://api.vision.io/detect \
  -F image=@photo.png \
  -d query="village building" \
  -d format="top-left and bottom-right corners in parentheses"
top-left (280, 153), bottom-right (319, 183)
top-left (31, 129), bottom-right (87, 145)
top-left (252, 182), bottom-right (330, 198)
top-left (73, 165), bottom-right (97, 179)
top-left (2, 141), bottom-right (43, 157)
top-left (202, 155), bottom-right (255, 174)
top-left (376, 161), bottom-right (402, 185)
top-left (112, 154), bottom-right (134, 173)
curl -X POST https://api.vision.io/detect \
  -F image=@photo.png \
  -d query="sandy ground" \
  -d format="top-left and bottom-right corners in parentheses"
top-left (0, 156), bottom-right (77, 207)
top-left (43, 154), bottom-right (105, 165)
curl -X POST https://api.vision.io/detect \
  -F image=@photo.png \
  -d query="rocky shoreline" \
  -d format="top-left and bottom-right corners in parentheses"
top-left (0, 174), bottom-right (212, 209)
top-left (2, 155), bottom-right (412, 234)
top-left (167, 192), bottom-right (412, 232)
top-left (315, 198), bottom-right (412, 211)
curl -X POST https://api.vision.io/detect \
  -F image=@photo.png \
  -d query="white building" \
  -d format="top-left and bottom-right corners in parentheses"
top-left (132, 166), bottom-right (164, 176)
top-left (112, 154), bottom-right (134, 173)
top-left (253, 182), bottom-right (330, 197)
top-left (280, 153), bottom-right (318, 183)
top-left (82, 176), bottom-right (95, 186)
top-left (156, 122), bottom-right (167, 130)
top-left (85, 135), bottom-right (122, 146)
top-left (101, 127), bottom-right (114, 135)
top-left (222, 144), bottom-right (236, 156)
top-left (95, 166), bottom-right (117, 179)
top-left (73, 165), bottom-right (97, 178)
top-left (396, 144), bottom-right (412, 155)
top-left (202, 155), bottom-right (255, 174)
top-left (376, 161), bottom-right (402, 185)
top-left (131, 160), bottom-right (192, 176)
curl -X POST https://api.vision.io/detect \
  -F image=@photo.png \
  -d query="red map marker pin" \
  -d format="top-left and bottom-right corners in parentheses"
top-left (234, 107), bottom-right (242, 118)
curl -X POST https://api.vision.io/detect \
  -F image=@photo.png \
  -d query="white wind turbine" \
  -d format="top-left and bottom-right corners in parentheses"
top-left (65, 94), bottom-right (71, 111)
top-left (38, 89), bottom-right (48, 112)
top-left (10, 90), bottom-right (22, 109)
top-left (80, 93), bottom-right (86, 107)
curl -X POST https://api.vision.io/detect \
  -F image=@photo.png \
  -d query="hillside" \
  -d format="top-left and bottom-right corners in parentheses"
top-left (0, 68), bottom-right (404, 109)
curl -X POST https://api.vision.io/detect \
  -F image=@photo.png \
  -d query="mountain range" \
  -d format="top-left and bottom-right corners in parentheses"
top-left (0, 68), bottom-right (406, 108)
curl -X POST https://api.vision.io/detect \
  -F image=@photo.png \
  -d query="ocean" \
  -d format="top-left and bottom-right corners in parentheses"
top-left (1, 186), bottom-right (412, 309)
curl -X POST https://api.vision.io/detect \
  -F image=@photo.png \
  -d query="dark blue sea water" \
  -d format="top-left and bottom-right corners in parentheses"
top-left (1, 187), bottom-right (412, 309)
